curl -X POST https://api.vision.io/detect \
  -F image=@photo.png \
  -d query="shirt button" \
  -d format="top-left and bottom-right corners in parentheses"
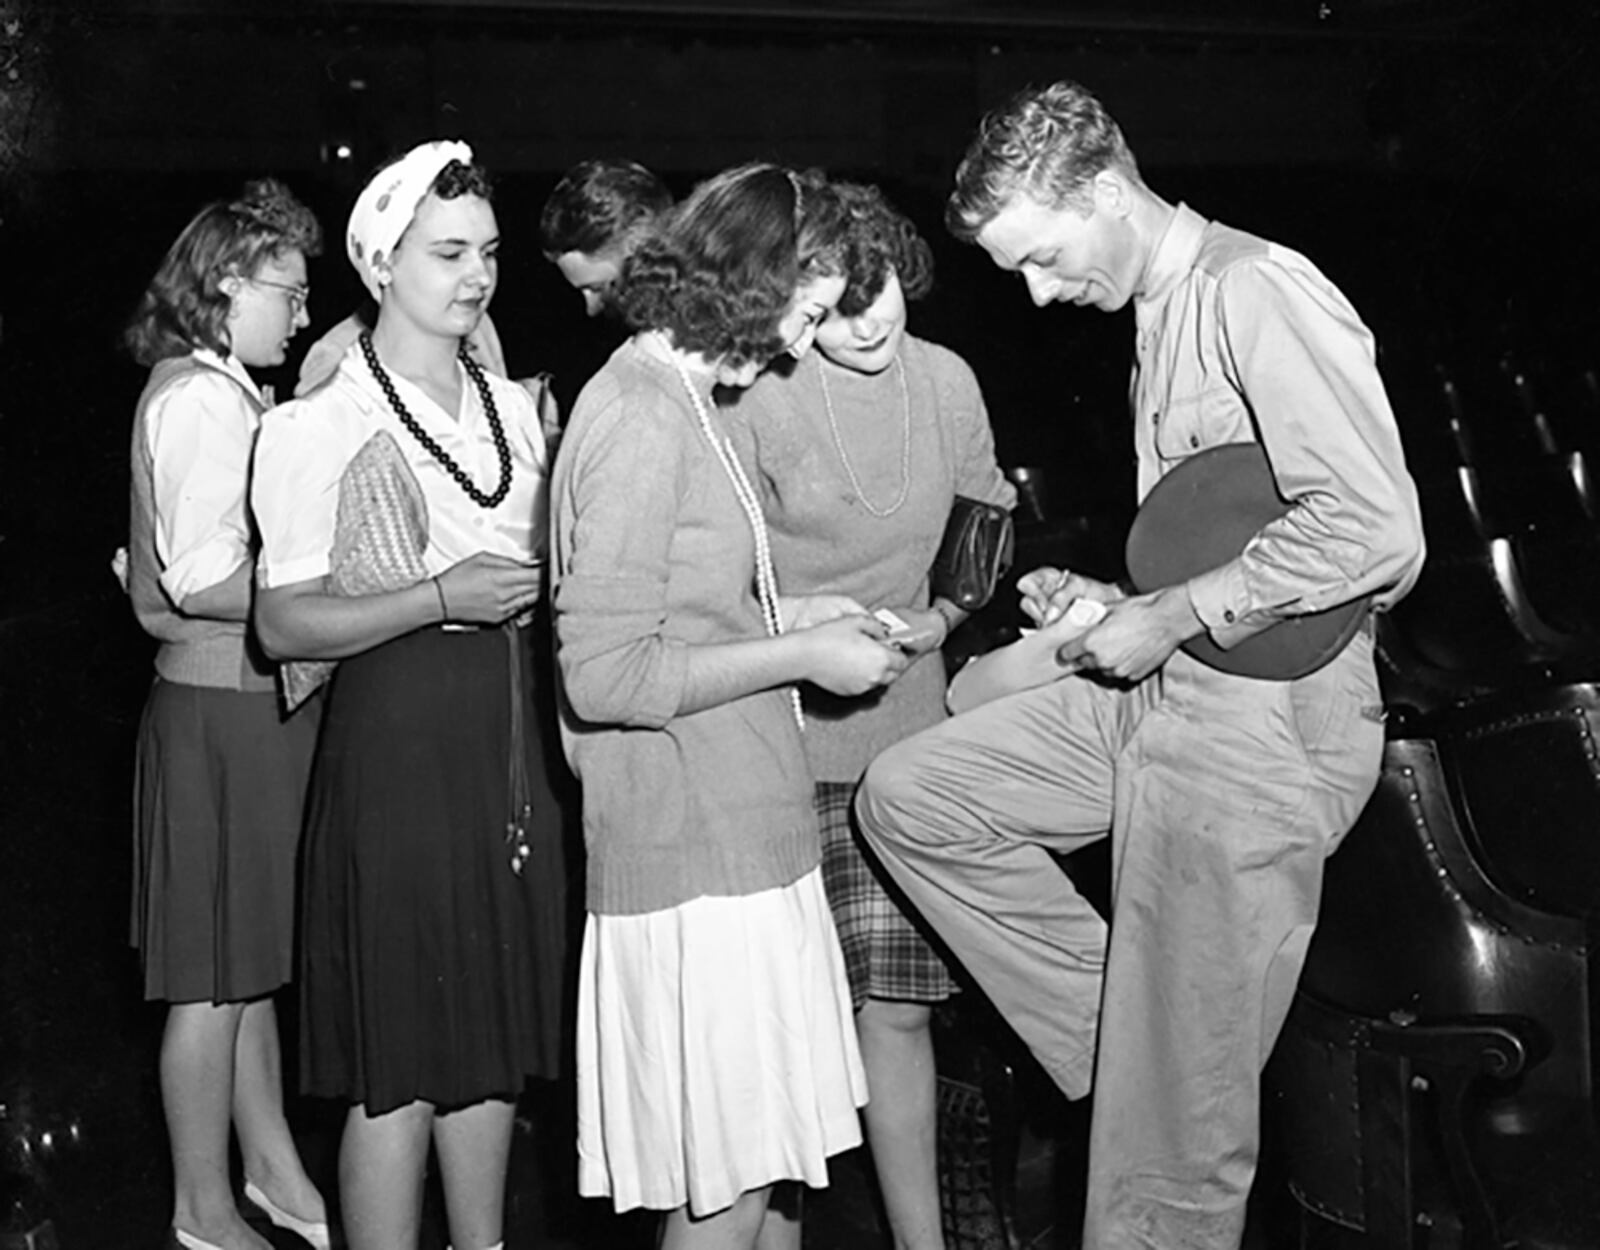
top-left (1190, 434), bottom-right (1200, 448)
top-left (1224, 609), bottom-right (1236, 623)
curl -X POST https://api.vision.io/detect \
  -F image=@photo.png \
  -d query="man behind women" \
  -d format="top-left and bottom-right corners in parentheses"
top-left (254, 140), bottom-right (567, 1250)
top-left (539, 157), bottom-right (673, 317)
top-left (856, 80), bottom-right (1424, 1249)
top-left (552, 163), bottom-right (908, 1250)
top-left (125, 178), bottom-right (330, 1250)
top-left (738, 181), bottom-right (1013, 1250)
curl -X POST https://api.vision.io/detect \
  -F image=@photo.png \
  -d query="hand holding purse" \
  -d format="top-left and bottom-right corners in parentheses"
top-left (929, 496), bottom-right (1015, 612)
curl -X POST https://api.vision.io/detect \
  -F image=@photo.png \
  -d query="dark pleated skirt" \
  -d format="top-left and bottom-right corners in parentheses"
top-left (299, 621), bottom-right (571, 1114)
top-left (131, 679), bottom-right (319, 1004)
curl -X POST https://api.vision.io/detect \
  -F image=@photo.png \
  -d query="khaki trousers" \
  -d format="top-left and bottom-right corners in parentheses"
top-left (855, 634), bottom-right (1383, 1250)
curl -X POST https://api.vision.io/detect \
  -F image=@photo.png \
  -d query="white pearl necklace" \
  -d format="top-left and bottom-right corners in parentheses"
top-left (818, 352), bottom-right (912, 518)
top-left (663, 342), bottom-right (805, 732)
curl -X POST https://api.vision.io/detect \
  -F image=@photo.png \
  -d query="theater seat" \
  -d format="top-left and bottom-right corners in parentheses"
top-left (1264, 724), bottom-right (1600, 1249)
top-left (1377, 534), bottom-right (1583, 688)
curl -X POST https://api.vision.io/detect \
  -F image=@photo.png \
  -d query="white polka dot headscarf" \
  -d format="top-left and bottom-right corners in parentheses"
top-left (346, 139), bottom-right (474, 300)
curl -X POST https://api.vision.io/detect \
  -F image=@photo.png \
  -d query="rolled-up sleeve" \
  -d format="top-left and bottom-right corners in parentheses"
top-left (1186, 259), bottom-right (1424, 649)
top-left (251, 400), bottom-right (342, 589)
top-left (553, 393), bottom-right (691, 729)
top-left (146, 372), bottom-right (255, 605)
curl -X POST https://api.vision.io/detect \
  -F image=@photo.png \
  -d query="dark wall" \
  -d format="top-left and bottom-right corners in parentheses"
top-left (7, 3), bottom-right (1598, 583)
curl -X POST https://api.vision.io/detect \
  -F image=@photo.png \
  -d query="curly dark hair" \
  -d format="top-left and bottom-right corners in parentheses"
top-left (831, 182), bottom-right (935, 318)
top-left (615, 163), bottom-right (848, 368)
top-left (125, 178), bottom-right (322, 367)
top-left (539, 158), bottom-right (672, 258)
top-left (431, 157), bottom-right (494, 204)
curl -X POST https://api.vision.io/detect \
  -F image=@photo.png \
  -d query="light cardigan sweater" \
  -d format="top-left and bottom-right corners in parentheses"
top-left (552, 339), bottom-right (816, 916)
top-left (734, 336), bottom-right (1015, 781)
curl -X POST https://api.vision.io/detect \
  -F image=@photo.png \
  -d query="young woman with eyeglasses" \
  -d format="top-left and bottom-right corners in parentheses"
top-left (125, 177), bottom-right (331, 1250)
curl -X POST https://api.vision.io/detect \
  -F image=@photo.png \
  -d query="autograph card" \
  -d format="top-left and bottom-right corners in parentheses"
top-left (873, 607), bottom-right (939, 652)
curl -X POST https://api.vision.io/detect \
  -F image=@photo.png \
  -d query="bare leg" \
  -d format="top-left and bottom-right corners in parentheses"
top-left (857, 998), bottom-right (943, 1250)
top-left (162, 1000), bottom-right (272, 1248)
top-left (232, 998), bottom-right (327, 1223)
top-left (753, 1182), bottom-right (800, 1250)
top-left (660, 1187), bottom-right (772, 1250)
top-left (432, 1098), bottom-right (516, 1250)
top-left (339, 1099), bottom-right (433, 1250)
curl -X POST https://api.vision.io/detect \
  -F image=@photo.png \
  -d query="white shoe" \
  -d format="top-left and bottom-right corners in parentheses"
top-left (242, 1180), bottom-right (332, 1250)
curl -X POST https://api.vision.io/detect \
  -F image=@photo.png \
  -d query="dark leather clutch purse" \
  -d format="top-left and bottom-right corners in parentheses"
top-left (930, 496), bottom-right (1016, 612)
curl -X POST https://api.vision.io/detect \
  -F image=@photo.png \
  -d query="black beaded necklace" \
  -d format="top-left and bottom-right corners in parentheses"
top-left (359, 330), bottom-right (513, 509)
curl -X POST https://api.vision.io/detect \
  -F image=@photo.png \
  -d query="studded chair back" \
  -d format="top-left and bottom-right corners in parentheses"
top-left (1265, 709), bottom-right (1600, 1249)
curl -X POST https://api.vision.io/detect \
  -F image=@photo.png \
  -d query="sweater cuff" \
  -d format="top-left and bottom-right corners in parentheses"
top-left (555, 573), bottom-right (689, 728)
top-left (630, 640), bottom-right (689, 730)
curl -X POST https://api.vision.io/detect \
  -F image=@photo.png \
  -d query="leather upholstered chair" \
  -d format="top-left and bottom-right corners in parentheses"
top-left (1265, 688), bottom-right (1600, 1249)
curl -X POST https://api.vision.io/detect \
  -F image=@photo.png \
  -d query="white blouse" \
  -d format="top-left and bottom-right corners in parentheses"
top-left (252, 342), bottom-right (548, 590)
top-left (146, 349), bottom-right (263, 605)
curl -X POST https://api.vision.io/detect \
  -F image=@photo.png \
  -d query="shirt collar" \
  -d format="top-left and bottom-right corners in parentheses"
top-left (193, 347), bottom-right (264, 404)
top-left (349, 338), bottom-right (479, 430)
top-left (1136, 202), bottom-right (1209, 308)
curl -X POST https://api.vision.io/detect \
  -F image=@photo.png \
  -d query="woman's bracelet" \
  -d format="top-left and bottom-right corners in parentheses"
top-left (431, 576), bottom-right (449, 622)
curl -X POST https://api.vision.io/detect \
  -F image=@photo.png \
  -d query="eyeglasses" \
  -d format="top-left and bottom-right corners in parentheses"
top-left (248, 276), bottom-right (309, 316)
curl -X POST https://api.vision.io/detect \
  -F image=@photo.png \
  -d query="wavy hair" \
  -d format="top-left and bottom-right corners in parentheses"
top-left (831, 182), bottom-right (935, 318)
top-left (124, 178), bottom-right (322, 367)
top-left (946, 80), bottom-right (1142, 243)
top-left (616, 163), bottom-right (848, 368)
top-left (430, 158), bottom-right (495, 204)
top-left (539, 158), bottom-right (672, 259)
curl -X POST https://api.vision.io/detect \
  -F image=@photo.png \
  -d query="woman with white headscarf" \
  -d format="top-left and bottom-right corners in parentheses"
top-left (252, 141), bottom-right (568, 1250)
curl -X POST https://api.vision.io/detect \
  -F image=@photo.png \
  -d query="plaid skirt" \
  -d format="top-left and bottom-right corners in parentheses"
top-left (818, 780), bottom-right (958, 1010)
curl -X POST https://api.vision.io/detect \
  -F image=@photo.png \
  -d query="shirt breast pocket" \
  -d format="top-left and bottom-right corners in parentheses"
top-left (1152, 384), bottom-right (1253, 466)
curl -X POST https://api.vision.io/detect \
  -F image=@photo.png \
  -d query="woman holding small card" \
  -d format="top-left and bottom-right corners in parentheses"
top-left (552, 162), bottom-right (915, 1250)
top-left (737, 182), bottom-right (1014, 1250)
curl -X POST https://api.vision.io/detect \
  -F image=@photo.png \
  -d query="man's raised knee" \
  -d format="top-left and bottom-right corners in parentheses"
top-left (855, 736), bottom-right (924, 845)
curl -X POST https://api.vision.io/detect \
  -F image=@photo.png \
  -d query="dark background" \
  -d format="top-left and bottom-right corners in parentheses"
top-left (2, 1), bottom-right (1598, 1245)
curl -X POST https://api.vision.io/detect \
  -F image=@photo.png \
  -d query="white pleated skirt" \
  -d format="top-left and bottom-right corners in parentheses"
top-left (576, 867), bottom-right (868, 1216)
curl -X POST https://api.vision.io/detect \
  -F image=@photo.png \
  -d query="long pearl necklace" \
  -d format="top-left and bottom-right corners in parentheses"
top-left (662, 341), bottom-right (805, 731)
top-left (819, 352), bottom-right (912, 518)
